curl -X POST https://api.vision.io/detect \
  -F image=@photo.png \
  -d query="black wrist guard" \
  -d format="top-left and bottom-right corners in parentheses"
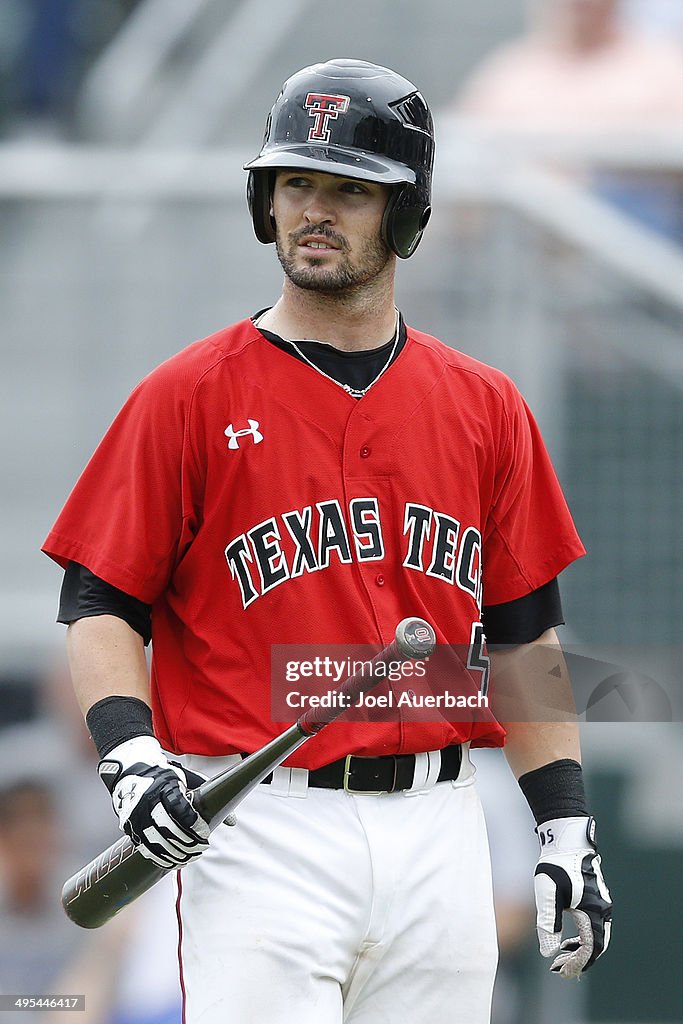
top-left (85, 695), bottom-right (155, 759)
top-left (518, 758), bottom-right (588, 825)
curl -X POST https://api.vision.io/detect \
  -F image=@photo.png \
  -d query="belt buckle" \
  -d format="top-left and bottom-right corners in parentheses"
top-left (343, 754), bottom-right (386, 796)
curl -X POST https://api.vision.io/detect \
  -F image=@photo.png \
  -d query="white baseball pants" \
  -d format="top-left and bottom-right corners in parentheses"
top-left (177, 749), bottom-right (498, 1024)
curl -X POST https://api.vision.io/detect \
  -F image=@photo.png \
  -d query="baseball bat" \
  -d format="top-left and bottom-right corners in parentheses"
top-left (61, 617), bottom-right (436, 929)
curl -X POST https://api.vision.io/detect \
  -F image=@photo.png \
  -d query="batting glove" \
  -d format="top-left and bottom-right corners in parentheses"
top-left (98, 736), bottom-right (210, 869)
top-left (534, 816), bottom-right (612, 979)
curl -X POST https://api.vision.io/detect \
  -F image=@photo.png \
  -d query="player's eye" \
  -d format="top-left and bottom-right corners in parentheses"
top-left (339, 181), bottom-right (367, 194)
top-left (283, 176), bottom-right (312, 188)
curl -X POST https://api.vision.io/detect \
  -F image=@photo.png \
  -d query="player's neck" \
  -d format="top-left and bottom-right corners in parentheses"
top-left (262, 282), bottom-right (398, 352)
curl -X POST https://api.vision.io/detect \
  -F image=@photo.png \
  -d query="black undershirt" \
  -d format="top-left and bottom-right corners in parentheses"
top-left (253, 308), bottom-right (407, 396)
top-left (59, 563), bottom-right (154, 645)
top-left (59, 311), bottom-right (565, 644)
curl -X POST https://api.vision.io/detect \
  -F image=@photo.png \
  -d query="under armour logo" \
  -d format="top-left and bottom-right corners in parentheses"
top-left (225, 419), bottom-right (264, 449)
top-left (304, 93), bottom-right (350, 143)
top-left (117, 781), bottom-right (137, 810)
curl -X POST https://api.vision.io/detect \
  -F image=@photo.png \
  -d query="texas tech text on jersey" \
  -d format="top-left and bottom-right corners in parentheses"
top-left (224, 499), bottom-right (483, 610)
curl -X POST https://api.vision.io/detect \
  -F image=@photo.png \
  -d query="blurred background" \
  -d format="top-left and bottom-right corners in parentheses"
top-left (1, 1), bottom-right (682, 1022)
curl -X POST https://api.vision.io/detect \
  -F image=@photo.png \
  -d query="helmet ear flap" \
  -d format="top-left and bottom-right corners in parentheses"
top-left (247, 169), bottom-right (276, 244)
top-left (382, 185), bottom-right (432, 259)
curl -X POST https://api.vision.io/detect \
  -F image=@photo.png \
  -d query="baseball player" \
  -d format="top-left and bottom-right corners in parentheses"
top-left (43, 58), bottom-right (611, 1024)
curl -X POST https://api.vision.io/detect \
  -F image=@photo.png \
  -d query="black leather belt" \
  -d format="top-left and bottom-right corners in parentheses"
top-left (256, 745), bottom-right (463, 794)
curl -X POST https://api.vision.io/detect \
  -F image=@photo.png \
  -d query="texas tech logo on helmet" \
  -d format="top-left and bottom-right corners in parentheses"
top-left (304, 93), bottom-right (350, 142)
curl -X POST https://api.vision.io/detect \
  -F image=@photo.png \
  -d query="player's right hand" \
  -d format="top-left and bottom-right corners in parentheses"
top-left (98, 736), bottom-right (210, 869)
top-left (534, 815), bottom-right (612, 979)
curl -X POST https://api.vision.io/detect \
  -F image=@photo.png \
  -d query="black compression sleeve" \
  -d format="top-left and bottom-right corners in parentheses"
top-left (85, 695), bottom-right (155, 758)
top-left (518, 759), bottom-right (588, 825)
top-left (482, 578), bottom-right (563, 645)
top-left (58, 562), bottom-right (152, 646)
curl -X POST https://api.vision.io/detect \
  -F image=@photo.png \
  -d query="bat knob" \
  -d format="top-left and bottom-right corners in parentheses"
top-left (395, 618), bottom-right (437, 660)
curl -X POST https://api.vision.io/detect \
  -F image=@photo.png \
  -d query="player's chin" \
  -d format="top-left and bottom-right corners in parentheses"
top-left (291, 273), bottom-right (354, 293)
top-left (281, 260), bottom-right (358, 293)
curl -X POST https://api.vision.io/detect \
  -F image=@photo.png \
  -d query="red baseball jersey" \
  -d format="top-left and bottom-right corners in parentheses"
top-left (43, 319), bottom-right (585, 766)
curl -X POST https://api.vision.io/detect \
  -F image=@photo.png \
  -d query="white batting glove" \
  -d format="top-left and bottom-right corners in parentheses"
top-left (98, 736), bottom-right (210, 869)
top-left (534, 816), bottom-right (612, 979)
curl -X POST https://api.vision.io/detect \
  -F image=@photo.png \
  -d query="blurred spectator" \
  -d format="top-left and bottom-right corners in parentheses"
top-left (2, 0), bottom-right (143, 139)
top-left (454, 0), bottom-right (683, 240)
top-left (0, 776), bottom-right (83, 995)
top-left (457, 0), bottom-right (683, 127)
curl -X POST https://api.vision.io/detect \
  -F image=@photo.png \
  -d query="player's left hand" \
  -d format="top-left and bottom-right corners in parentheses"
top-left (533, 815), bottom-right (612, 979)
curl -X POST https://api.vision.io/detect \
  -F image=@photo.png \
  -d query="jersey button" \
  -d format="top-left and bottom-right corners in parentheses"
top-left (375, 574), bottom-right (385, 586)
top-left (360, 445), bottom-right (371, 458)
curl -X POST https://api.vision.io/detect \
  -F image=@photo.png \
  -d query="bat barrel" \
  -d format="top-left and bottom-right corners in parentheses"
top-left (62, 838), bottom-right (166, 929)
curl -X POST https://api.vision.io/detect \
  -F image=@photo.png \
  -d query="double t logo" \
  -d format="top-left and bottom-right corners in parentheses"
top-left (304, 93), bottom-right (350, 143)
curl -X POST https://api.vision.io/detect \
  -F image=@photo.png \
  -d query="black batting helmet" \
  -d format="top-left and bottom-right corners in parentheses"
top-left (244, 58), bottom-right (435, 259)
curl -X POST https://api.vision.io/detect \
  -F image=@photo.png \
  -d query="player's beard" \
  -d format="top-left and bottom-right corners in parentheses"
top-left (276, 225), bottom-right (393, 294)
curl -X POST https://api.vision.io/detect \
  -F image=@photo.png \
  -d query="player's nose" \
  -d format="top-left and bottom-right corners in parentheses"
top-left (303, 187), bottom-right (337, 225)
